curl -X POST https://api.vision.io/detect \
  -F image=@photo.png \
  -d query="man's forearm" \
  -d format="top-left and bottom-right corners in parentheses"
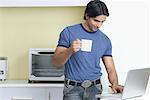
top-left (108, 70), bottom-right (118, 86)
top-left (53, 39), bottom-right (81, 68)
top-left (52, 47), bottom-right (73, 68)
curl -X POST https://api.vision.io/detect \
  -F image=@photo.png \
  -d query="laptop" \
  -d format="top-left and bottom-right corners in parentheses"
top-left (96, 68), bottom-right (150, 100)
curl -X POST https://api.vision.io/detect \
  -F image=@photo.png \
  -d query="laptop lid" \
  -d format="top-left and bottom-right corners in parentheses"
top-left (122, 68), bottom-right (150, 99)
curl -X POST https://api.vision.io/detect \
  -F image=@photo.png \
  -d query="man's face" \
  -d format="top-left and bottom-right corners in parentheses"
top-left (86, 15), bottom-right (107, 32)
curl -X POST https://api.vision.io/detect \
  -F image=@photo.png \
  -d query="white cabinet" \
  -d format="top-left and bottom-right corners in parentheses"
top-left (48, 87), bottom-right (64, 100)
top-left (0, 0), bottom-right (90, 7)
top-left (0, 80), bottom-right (64, 100)
top-left (0, 88), bottom-right (49, 100)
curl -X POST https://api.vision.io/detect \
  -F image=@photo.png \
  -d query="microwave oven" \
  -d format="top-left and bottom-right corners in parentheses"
top-left (28, 48), bottom-right (64, 83)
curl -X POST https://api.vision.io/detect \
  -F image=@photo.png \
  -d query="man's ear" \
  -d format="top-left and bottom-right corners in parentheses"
top-left (85, 13), bottom-right (89, 20)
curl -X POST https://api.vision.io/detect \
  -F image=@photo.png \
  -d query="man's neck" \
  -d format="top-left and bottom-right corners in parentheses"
top-left (82, 22), bottom-right (93, 32)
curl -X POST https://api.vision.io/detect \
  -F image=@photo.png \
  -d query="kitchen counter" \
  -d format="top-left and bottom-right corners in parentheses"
top-left (0, 80), bottom-right (64, 100)
top-left (0, 80), bottom-right (64, 87)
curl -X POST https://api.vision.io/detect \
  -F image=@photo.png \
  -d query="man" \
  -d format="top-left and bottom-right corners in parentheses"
top-left (52, 0), bottom-right (123, 100)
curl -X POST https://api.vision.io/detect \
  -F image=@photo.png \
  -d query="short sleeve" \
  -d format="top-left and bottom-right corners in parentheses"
top-left (57, 28), bottom-right (70, 48)
top-left (103, 39), bottom-right (112, 57)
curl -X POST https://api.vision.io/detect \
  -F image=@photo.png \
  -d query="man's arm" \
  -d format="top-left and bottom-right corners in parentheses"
top-left (52, 39), bottom-right (81, 68)
top-left (102, 56), bottom-right (123, 93)
top-left (52, 47), bottom-right (73, 68)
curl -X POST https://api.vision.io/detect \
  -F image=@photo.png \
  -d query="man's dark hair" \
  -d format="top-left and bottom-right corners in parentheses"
top-left (84, 0), bottom-right (109, 20)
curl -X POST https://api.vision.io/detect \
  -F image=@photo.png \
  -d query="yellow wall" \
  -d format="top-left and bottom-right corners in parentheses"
top-left (0, 7), bottom-right (85, 80)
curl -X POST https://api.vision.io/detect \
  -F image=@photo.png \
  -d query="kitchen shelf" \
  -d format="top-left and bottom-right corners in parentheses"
top-left (0, 0), bottom-right (90, 7)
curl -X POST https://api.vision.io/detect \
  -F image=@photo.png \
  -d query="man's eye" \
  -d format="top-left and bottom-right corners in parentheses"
top-left (94, 19), bottom-right (105, 23)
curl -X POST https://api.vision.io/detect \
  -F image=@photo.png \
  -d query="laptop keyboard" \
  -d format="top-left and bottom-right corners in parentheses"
top-left (102, 93), bottom-right (122, 97)
top-left (96, 93), bottom-right (122, 100)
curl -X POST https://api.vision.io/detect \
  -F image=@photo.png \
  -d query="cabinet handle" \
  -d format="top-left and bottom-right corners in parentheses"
top-left (12, 97), bottom-right (33, 100)
top-left (49, 92), bottom-right (51, 100)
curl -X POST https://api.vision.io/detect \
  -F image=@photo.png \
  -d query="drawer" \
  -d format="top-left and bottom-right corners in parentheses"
top-left (0, 87), bottom-right (49, 100)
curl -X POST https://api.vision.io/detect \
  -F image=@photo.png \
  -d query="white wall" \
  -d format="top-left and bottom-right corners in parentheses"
top-left (100, 0), bottom-right (149, 92)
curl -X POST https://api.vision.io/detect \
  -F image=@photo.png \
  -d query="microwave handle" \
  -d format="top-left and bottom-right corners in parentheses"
top-left (32, 52), bottom-right (54, 56)
top-left (38, 52), bottom-right (54, 54)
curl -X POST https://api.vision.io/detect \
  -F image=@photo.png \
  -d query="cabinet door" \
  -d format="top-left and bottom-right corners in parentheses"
top-left (48, 87), bottom-right (63, 100)
top-left (0, 87), bottom-right (49, 100)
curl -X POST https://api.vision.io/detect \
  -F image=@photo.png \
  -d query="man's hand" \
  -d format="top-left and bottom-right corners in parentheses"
top-left (109, 85), bottom-right (124, 94)
top-left (70, 39), bottom-right (81, 53)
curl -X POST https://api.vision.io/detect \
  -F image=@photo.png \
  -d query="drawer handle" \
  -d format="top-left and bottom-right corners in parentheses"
top-left (12, 97), bottom-right (33, 100)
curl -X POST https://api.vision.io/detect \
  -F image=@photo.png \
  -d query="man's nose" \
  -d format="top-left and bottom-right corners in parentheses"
top-left (97, 23), bottom-right (102, 28)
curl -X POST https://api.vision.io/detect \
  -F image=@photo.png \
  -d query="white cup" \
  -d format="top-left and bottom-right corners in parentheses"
top-left (81, 39), bottom-right (93, 52)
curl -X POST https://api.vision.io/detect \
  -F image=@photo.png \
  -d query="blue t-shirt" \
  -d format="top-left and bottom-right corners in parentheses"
top-left (57, 24), bottom-right (112, 81)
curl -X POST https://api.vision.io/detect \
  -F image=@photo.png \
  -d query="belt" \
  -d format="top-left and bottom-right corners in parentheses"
top-left (65, 79), bottom-right (101, 88)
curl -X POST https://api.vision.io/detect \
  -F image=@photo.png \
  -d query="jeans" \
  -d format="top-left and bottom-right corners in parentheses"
top-left (63, 81), bottom-right (103, 100)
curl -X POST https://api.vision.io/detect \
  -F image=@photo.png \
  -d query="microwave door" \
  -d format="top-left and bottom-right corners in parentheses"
top-left (31, 53), bottom-right (64, 77)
